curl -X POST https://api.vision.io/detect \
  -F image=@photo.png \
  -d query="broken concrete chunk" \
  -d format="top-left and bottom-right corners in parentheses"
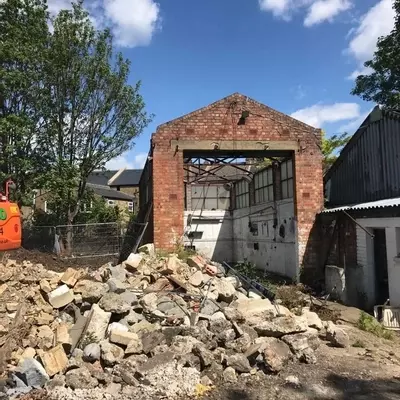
top-left (85, 304), bottom-right (111, 342)
top-left (39, 280), bottom-right (52, 293)
top-left (302, 309), bottom-right (323, 330)
top-left (141, 331), bottom-right (165, 354)
top-left (326, 322), bottom-right (349, 348)
top-left (100, 341), bottom-right (124, 366)
top-left (18, 358), bottom-right (49, 388)
top-left (137, 351), bottom-right (174, 374)
top-left (74, 280), bottom-right (108, 303)
top-left (254, 316), bottom-right (308, 337)
top-left (141, 292), bottom-right (158, 311)
top-left (213, 278), bottom-right (236, 303)
top-left (119, 291), bottom-right (138, 306)
top-left (47, 285), bottom-right (74, 309)
top-left (54, 323), bottom-right (72, 351)
top-left (210, 311), bottom-right (226, 321)
top-left (60, 268), bottom-right (81, 287)
top-left (110, 330), bottom-right (140, 346)
top-left (223, 366), bottom-right (237, 383)
top-left (282, 332), bottom-right (320, 358)
top-left (83, 343), bottom-right (101, 362)
top-left (65, 366), bottom-right (98, 389)
top-left (35, 312), bottom-right (54, 326)
top-left (261, 337), bottom-right (292, 372)
top-left (189, 270), bottom-right (204, 287)
top-left (107, 278), bottom-right (127, 294)
top-left (41, 345), bottom-right (68, 377)
top-left (6, 302), bottom-right (18, 312)
top-left (99, 292), bottom-right (130, 314)
top-left (108, 265), bottom-right (127, 282)
top-left (138, 243), bottom-right (155, 257)
top-left (200, 299), bottom-right (220, 316)
top-left (124, 253), bottom-right (144, 271)
top-left (226, 353), bottom-right (252, 373)
top-left (19, 348), bottom-right (36, 364)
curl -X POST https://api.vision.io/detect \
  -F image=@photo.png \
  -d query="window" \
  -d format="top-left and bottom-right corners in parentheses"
top-left (234, 180), bottom-right (249, 209)
top-left (44, 201), bottom-right (48, 213)
top-left (254, 167), bottom-right (274, 204)
top-left (191, 185), bottom-right (230, 210)
top-left (107, 199), bottom-right (115, 207)
top-left (128, 202), bottom-right (134, 213)
top-left (281, 159), bottom-right (294, 199)
top-left (80, 201), bottom-right (93, 213)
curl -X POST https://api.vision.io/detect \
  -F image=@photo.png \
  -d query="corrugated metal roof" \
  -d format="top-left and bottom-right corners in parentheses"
top-left (322, 197), bottom-right (400, 213)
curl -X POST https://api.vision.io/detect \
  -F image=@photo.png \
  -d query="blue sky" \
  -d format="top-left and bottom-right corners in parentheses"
top-left (49, 0), bottom-right (396, 170)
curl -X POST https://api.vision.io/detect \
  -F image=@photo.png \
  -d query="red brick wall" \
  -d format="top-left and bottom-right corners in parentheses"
top-left (151, 93), bottom-right (324, 273)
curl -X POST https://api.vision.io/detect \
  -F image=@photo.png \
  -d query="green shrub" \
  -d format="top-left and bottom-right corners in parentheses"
top-left (357, 311), bottom-right (393, 340)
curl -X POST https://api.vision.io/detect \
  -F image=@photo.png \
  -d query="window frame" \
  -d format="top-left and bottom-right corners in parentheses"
top-left (234, 179), bottom-right (249, 209)
top-left (191, 184), bottom-right (230, 211)
top-left (254, 167), bottom-right (274, 204)
top-left (281, 159), bottom-right (294, 199)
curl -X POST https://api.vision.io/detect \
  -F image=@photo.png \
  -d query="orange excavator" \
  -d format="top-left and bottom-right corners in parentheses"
top-left (0, 179), bottom-right (21, 251)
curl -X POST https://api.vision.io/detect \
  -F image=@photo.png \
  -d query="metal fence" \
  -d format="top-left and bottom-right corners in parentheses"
top-left (22, 221), bottom-right (148, 259)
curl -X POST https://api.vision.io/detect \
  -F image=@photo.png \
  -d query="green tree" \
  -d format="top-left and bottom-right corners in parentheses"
top-left (39, 1), bottom-right (151, 252)
top-left (322, 130), bottom-right (351, 173)
top-left (0, 0), bottom-right (49, 206)
top-left (352, 0), bottom-right (400, 108)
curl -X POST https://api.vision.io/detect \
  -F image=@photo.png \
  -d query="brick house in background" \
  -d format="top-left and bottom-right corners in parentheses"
top-left (138, 93), bottom-right (324, 282)
top-left (24, 168), bottom-right (142, 220)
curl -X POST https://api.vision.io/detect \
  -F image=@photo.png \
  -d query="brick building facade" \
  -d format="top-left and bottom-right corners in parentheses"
top-left (145, 93), bottom-right (324, 278)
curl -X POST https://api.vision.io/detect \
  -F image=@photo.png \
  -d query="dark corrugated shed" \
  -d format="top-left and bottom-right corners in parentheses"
top-left (325, 107), bottom-right (400, 207)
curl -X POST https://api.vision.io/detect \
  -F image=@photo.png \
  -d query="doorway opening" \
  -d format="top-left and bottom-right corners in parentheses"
top-left (373, 228), bottom-right (389, 305)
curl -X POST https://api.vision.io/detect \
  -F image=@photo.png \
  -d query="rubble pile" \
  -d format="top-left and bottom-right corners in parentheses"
top-left (0, 244), bottom-right (350, 399)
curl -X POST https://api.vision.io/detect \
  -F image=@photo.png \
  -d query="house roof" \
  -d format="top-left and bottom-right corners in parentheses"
top-left (88, 170), bottom-right (118, 186)
top-left (321, 197), bottom-right (400, 214)
top-left (324, 105), bottom-right (400, 182)
top-left (108, 169), bottom-right (143, 186)
top-left (87, 183), bottom-right (135, 201)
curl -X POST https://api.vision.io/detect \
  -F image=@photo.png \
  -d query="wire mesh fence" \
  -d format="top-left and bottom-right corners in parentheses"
top-left (22, 220), bottom-right (148, 260)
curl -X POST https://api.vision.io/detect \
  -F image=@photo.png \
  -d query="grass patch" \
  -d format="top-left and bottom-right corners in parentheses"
top-left (352, 339), bottom-right (366, 348)
top-left (357, 311), bottom-right (394, 340)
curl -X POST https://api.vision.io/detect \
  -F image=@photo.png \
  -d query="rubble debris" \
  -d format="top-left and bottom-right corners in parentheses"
top-left (47, 285), bottom-right (74, 309)
top-left (0, 243), bottom-right (357, 400)
top-left (325, 321), bottom-right (349, 348)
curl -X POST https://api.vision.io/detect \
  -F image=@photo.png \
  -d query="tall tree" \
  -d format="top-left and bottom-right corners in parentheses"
top-left (40, 1), bottom-right (151, 252)
top-left (0, 0), bottom-right (49, 207)
top-left (322, 131), bottom-right (351, 173)
top-left (352, 0), bottom-right (400, 108)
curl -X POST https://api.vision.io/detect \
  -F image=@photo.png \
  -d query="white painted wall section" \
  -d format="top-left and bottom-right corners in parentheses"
top-left (233, 199), bottom-right (297, 280)
top-left (183, 210), bottom-right (233, 262)
top-left (356, 218), bottom-right (400, 308)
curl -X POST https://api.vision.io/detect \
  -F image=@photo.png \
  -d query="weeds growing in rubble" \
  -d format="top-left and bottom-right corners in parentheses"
top-left (357, 311), bottom-right (394, 340)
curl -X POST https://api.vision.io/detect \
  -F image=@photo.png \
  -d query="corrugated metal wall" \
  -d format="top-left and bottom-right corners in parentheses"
top-left (328, 114), bottom-right (400, 206)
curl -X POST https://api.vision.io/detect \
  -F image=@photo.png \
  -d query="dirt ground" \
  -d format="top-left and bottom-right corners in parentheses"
top-left (207, 325), bottom-right (400, 400)
top-left (4, 248), bottom-right (116, 272)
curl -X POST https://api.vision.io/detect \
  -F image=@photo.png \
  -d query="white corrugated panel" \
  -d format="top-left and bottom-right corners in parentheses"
top-left (322, 197), bottom-right (400, 214)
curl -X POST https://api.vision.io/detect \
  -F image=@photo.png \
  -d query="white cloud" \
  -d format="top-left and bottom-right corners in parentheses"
top-left (258, 0), bottom-right (350, 24)
top-left (338, 109), bottom-right (371, 133)
top-left (347, 65), bottom-right (373, 80)
top-left (106, 152), bottom-right (148, 170)
top-left (346, 0), bottom-right (395, 76)
top-left (47, 0), bottom-right (160, 47)
top-left (291, 102), bottom-right (360, 127)
top-left (304, 0), bottom-right (351, 27)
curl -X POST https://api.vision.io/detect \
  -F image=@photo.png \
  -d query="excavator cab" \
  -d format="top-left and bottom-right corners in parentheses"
top-left (0, 180), bottom-right (21, 251)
